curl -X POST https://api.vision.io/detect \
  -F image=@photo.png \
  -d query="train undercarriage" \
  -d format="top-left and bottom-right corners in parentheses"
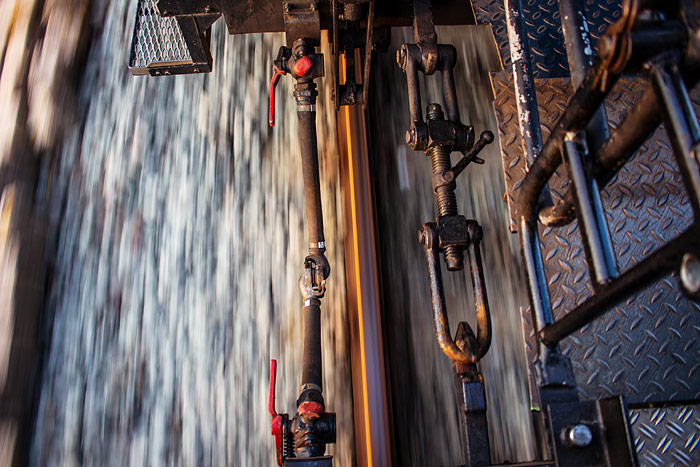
top-left (127, 0), bottom-right (700, 465)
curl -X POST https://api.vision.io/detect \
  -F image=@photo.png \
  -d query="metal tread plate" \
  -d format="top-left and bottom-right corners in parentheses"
top-left (129, 0), bottom-right (192, 75)
top-left (471, 0), bottom-right (621, 78)
top-left (493, 71), bottom-right (700, 405)
top-left (631, 405), bottom-right (700, 466)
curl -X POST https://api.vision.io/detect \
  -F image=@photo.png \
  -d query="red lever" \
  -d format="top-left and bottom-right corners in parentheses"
top-left (269, 359), bottom-right (278, 417)
top-left (269, 65), bottom-right (286, 127)
top-left (269, 359), bottom-right (285, 466)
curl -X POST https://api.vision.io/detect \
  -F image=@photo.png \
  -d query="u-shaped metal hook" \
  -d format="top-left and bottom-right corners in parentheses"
top-left (419, 221), bottom-right (492, 364)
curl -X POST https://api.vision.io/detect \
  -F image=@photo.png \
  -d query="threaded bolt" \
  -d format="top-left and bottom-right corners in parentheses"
top-left (426, 103), bottom-right (462, 270)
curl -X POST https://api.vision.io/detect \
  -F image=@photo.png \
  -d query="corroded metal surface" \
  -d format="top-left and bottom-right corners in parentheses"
top-left (631, 405), bottom-right (700, 466)
top-left (472, 0), bottom-right (621, 78)
top-left (129, 0), bottom-right (192, 73)
top-left (494, 72), bottom-right (700, 405)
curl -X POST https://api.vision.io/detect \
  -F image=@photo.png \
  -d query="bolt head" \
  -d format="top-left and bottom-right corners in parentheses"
top-left (681, 253), bottom-right (700, 294)
top-left (405, 129), bottom-right (415, 145)
top-left (598, 35), bottom-right (613, 59)
top-left (396, 47), bottom-right (407, 68)
top-left (566, 424), bottom-right (592, 447)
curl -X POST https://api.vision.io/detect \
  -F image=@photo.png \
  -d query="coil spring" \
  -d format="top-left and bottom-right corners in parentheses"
top-left (284, 430), bottom-right (295, 459)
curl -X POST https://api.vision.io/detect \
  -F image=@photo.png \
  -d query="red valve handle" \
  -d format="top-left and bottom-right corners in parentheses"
top-left (269, 66), bottom-right (286, 127)
top-left (269, 359), bottom-right (278, 417)
top-left (269, 359), bottom-right (285, 466)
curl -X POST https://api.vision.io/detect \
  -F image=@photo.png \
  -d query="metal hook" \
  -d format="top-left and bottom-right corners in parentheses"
top-left (419, 221), bottom-right (492, 364)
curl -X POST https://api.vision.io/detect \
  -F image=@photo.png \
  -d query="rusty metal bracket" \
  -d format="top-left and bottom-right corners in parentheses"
top-left (284, 0), bottom-right (321, 45)
top-left (412, 0), bottom-right (438, 75)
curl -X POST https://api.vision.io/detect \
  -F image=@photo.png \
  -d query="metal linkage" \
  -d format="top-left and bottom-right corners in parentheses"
top-left (268, 33), bottom-right (336, 466)
top-left (397, 3), bottom-right (495, 465)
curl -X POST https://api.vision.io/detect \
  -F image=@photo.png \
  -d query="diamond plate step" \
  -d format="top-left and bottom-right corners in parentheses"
top-left (631, 405), bottom-right (700, 466)
top-left (493, 71), bottom-right (700, 406)
top-left (471, 0), bottom-right (621, 77)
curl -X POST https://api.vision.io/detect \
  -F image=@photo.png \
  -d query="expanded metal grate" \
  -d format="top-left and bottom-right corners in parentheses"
top-left (129, 0), bottom-right (192, 75)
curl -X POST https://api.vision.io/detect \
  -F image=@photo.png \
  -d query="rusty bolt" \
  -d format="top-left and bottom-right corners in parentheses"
top-left (396, 47), bottom-right (407, 69)
top-left (597, 35), bottom-right (614, 60)
top-left (405, 128), bottom-right (416, 146)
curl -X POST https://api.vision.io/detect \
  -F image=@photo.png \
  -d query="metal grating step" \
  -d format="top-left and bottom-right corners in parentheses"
top-left (129, 0), bottom-right (194, 75)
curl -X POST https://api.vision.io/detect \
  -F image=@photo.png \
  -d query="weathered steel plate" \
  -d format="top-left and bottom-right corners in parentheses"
top-left (471, 0), bottom-right (621, 78)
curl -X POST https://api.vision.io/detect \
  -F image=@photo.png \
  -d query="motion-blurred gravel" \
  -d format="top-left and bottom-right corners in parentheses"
top-left (4, 1), bottom-right (534, 466)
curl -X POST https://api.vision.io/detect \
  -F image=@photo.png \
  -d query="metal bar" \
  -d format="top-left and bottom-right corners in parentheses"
top-left (559, 0), bottom-right (593, 86)
top-left (539, 83), bottom-right (661, 226)
top-left (539, 226), bottom-right (699, 345)
top-left (466, 225), bottom-right (492, 359)
top-left (439, 45), bottom-right (461, 124)
top-left (516, 53), bottom-right (618, 225)
top-left (650, 60), bottom-right (700, 216)
top-left (519, 217), bottom-right (555, 347)
top-left (562, 134), bottom-right (618, 286)
top-left (453, 365), bottom-right (491, 466)
top-left (540, 39), bottom-right (699, 227)
top-left (404, 47), bottom-right (424, 126)
top-left (505, 0), bottom-right (542, 166)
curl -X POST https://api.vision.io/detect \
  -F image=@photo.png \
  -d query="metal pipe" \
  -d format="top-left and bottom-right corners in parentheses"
top-left (559, 0), bottom-right (593, 86)
top-left (400, 45), bottom-right (424, 126)
top-left (540, 30), bottom-right (695, 225)
top-left (519, 216), bottom-right (555, 352)
top-left (517, 55), bottom-right (619, 348)
top-left (516, 53), bottom-right (618, 225)
top-left (651, 59), bottom-right (700, 215)
top-left (297, 100), bottom-right (327, 255)
top-left (559, 0), bottom-right (610, 170)
top-left (301, 299), bottom-right (323, 391)
top-left (562, 134), bottom-right (618, 286)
